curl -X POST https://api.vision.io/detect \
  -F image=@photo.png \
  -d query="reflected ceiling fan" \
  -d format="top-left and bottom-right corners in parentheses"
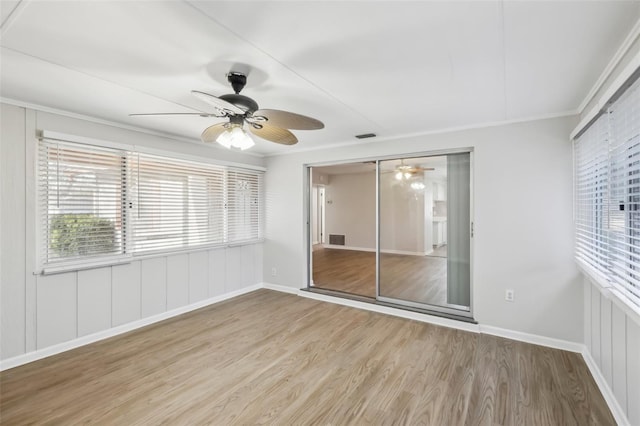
top-left (384, 159), bottom-right (434, 181)
top-left (130, 72), bottom-right (324, 150)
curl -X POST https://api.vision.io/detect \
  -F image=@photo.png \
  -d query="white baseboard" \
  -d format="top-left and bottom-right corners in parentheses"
top-left (322, 244), bottom-right (374, 252)
top-left (2, 281), bottom-right (629, 426)
top-left (479, 325), bottom-right (584, 353)
top-left (262, 282), bottom-right (300, 295)
top-left (288, 287), bottom-right (624, 423)
top-left (291, 287), bottom-right (625, 424)
top-left (296, 288), bottom-right (479, 333)
top-left (322, 244), bottom-right (427, 256)
top-left (263, 285), bottom-right (589, 352)
top-left (581, 347), bottom-right (629, 426)
top-left (0, 284), bottom-right (261, 372)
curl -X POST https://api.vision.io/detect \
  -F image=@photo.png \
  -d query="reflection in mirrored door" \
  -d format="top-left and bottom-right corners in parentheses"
top-left (378, 153), bottom-right (471, 314)
top-left (309, 163), bottom-right (377, 298)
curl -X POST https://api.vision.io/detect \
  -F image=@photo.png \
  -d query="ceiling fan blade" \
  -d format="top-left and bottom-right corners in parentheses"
top-left (201, 123), bottom-right (229, 143)
top-left (252, 109), bottom-right (324, 130)
top-left (129, 112), bottom-right (220, 117)
top-left (249, 124), bottom-right (298, 145)
top-left (192, 90), bottom-right (245, 116)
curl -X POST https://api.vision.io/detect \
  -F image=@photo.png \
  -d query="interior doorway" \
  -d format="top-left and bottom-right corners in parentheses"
top-left (307, 150), bottom-right (473, 319)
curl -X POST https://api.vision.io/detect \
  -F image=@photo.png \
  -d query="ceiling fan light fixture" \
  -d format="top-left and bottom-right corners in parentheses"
top-left (411, 181), bottom-right (426, 191)
top-left (395, 169), bottom-right (413, 180)
top-left (216, 126), bottom-right (255, 150)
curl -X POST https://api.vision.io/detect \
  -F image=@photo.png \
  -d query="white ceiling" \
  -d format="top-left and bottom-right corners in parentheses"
top-left (1, 1), bottom-right (638, 156)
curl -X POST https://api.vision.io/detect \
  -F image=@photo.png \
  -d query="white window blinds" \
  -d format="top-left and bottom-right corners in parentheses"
top-left (608, 76), bottom-right (640, 306)
top-left (38, 140), bottom-right (128, 270)
top-left (130, 153), bottom-right (226, 253)
top-left (227, 169), bottom-right (263, 243)
top-left (575, 116), bottom-right (609, 275)
top-left (574, 75), bottom-right (640, 308)
top-left (38, 138), bottom-right (264, 272)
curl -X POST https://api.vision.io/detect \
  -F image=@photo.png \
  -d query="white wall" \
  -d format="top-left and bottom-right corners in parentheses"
top-left (379, 172), bottom-right (426, 254)
top-left (324, 172), bottom-right (376, 249)
top-left (311, 171), bottom-right (329, 186)
top-left (0, 103), bottom-right (264, 362)
top-left (1, 103), bottom-right (28, 359)
top-left (264, 116), bottom-right (582, 342)
top-left (323, 171), bottom-right (428, 254)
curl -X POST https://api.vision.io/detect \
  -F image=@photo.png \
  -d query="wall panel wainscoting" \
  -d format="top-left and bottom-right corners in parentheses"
top-left (0, 244), bottom-right (263, 371)
top-left (1, 290), bottom-right (614, 424)
top-left (582, 274), bottom-right (640, 425)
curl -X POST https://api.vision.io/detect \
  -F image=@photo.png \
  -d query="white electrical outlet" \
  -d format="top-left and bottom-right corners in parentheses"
top-left (271, 267), bottom-right (277, 277)
top-left (505, 289), bottom-right (515, 302)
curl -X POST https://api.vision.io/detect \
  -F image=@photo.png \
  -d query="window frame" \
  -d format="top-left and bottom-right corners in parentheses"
top-left (38, 140), bottom-right (132, 273)
top-left (574, 74), bottom-right (640, 318)
top-left (37, 132), bottom-right (265, 275)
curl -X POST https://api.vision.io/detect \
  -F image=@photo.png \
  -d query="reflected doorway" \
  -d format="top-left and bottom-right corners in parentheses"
top-left (310, 163), bottom-right (376, 297)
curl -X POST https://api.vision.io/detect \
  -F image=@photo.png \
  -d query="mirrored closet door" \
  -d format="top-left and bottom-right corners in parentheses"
top-left (307, 150), bottom-right (472, 318)
top-left (378, 153), bottom-right (471, 315)
top-left (309, 163), bottom-right (377, 298)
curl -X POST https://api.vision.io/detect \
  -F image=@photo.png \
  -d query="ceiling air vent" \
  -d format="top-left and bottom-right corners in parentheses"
top-left (355, 133), bottom-right (376, 139)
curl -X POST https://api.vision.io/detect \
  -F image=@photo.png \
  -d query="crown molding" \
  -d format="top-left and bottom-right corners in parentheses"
top-left (266, 110), bottom-right (578, 158)
top-left (0, 97), bottom-right (265, 158)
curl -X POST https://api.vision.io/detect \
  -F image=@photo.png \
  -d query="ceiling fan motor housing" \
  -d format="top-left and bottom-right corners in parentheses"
top-left (219, 93), bottom-right (259, 114)
top-left (228, 72), bottom-right (247, 94)
top-left (222, 72), bottom-right (261, 113)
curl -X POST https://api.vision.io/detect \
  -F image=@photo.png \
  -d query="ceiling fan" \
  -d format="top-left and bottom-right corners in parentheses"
top-left (130, 72), bottom-right (324, 149)
top-left (387, 159), bottom-right (434, 181)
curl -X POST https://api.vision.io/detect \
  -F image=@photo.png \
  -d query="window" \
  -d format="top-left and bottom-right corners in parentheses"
top-left (38, 138), bottom-right (264, 272)
top-left (130, 152), bottom-right (227, 254)
top-left (226, 169), bottom-right (263, 243)
top-left (574, 75), bottom-right (640, 309)
top-left (39, 141), bottom-right (127, 270)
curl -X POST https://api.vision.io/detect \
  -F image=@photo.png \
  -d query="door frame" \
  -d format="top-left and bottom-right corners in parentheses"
top-left (303, 147), bottom-right (474, 320)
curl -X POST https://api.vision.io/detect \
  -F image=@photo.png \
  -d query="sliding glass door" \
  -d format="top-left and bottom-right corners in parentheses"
top-left (378, 153), bottom-right (471, 314)
top-left (307, 150), bottom-right (472, 318)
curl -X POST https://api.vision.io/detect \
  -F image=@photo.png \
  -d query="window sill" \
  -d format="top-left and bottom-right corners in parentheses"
top-left (40, 256), bottom-right (133, 276)
top-left (38, 239), bottom-right (264, 276)
top-left (576, 259), bottom-right (640, 327)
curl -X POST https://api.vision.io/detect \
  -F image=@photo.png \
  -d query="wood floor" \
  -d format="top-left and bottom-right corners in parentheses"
top-left (428, 244), bottom-right (447, 258)
top-left (0, 290), bottom-right (614, 425)
top-left (313, 247), bottom-right (449, 307)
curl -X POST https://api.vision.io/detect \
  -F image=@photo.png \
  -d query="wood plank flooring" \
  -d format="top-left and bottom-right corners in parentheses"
top-left (313, 247), bottom-right (449, 307)
top-left (0, 290), bottom-right (614, 425)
